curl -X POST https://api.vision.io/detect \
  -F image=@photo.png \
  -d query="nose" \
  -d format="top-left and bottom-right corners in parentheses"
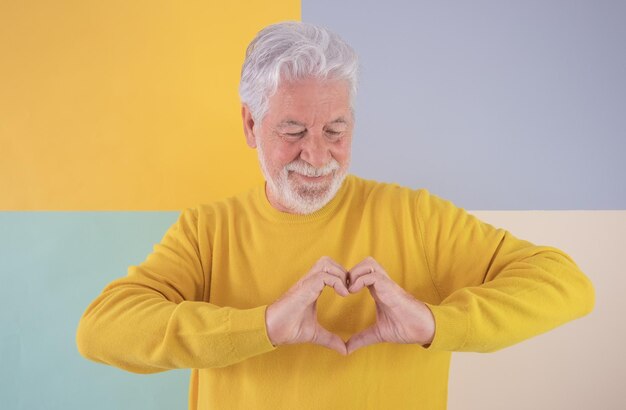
top-left (300, 133), bottom-right (331, 168)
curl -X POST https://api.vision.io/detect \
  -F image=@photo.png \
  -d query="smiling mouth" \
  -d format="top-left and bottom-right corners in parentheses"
top-left (290, 172), bottom-right (332, 181)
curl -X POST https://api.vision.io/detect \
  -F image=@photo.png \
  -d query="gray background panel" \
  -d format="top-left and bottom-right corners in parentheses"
top-left (303, 0), bottom-right (625, 209)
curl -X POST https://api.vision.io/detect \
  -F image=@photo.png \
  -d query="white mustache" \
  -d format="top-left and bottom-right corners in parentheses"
top-left (285, 159), bottom-right (340, 177)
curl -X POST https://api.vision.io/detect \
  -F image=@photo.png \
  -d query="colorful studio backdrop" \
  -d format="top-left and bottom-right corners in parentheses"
top-left (1, 1), bottom-right (624, 409)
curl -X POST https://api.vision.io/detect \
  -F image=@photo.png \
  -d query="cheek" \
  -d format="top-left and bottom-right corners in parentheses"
top-left (268, 144), bottom-right (301, 169)
top-left (332, 139), bottom-right (352, 164)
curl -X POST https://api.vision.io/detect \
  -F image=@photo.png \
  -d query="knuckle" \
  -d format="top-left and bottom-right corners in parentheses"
top-left (311, 262), bottom-right (324, 273)
top-left (293, 279), bottom-right (306, 295)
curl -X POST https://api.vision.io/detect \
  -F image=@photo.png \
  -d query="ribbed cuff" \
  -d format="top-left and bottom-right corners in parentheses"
top-left (423, 303), bottom-right (469, 351)
top-left (228, 305), bottom-right (276, 359)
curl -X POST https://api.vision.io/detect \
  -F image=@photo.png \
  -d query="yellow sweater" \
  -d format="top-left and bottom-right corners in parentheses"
top-left (77, 175), bottom-right (594, 409)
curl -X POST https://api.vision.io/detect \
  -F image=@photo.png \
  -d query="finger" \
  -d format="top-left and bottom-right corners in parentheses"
top-left (312, 325), bottom-right (347, 355)
top-left (318, 256), bottom-right (348, 275)
top-left (348, 272), bottom-right (377, 293)
top-left (303, 272), bottom-right (349, 298)
top-left (347, 263), bottom-right (375, 287)
top-left (346, 325), bottom-right (381, 354)
top-left (348, 256), bottom-right (387, 284)
top-left (319, 263), bottom-right (348, 286)
top-left (309, 257), bottom-right (348, 286)
top-left (322, 273), bottom-right (350, 297)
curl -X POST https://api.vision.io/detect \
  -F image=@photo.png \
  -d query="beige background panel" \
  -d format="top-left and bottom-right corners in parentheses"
top-left (449, 210), bottom-right (625, 410)
top-left (0, 1), bottom-right (300, 210)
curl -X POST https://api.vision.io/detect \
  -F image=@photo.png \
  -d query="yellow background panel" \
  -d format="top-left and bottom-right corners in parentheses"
top-left (0, 1), bottom-right (300, 210)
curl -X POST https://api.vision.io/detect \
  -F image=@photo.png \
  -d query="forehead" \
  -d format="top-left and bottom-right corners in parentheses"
top-left (264, 78), bottom-right (352, 124)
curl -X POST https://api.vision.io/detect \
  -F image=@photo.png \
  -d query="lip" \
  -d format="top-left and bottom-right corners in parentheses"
top-left (290, 172), bottom-right (331, 182)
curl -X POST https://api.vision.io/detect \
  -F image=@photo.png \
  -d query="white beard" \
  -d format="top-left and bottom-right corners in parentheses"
top-left (256, 140), bottom-right (349, 214)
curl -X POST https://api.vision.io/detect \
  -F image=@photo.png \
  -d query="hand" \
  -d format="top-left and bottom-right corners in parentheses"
top-left (346, 257), bottom-right (436, 354)
top-left (265, 256), bottom-right (349, 355)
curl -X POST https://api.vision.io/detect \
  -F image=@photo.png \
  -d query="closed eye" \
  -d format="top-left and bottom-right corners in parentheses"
top-left (325, 129), bottom-right (343, 140)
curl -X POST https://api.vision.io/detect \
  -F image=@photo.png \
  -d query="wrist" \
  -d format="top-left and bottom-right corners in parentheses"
top-left (264, 303), bottom-right (280, 346)
top-left (406, 296), bottom-right (435, 346)
top-left (419, 302), bottom-right (436, 346)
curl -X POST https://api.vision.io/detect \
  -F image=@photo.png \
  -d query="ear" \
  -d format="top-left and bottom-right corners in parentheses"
top-left (241, 104), bottom-right (257, 148)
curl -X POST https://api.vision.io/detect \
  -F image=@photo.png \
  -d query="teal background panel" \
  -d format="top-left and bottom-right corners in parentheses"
top-left (0, 212), bottom-right (187, 409)
top-left (303, 0), bottom-right (626, 210)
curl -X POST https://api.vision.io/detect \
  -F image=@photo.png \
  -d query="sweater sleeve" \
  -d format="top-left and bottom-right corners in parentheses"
top-left (416, 190), bottom-right (595, 352)
top-left (76, 207), bottom-right (276, 373)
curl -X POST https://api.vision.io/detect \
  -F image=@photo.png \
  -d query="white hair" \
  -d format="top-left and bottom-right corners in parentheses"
top-left (239, 21), bottom-right (359, 124)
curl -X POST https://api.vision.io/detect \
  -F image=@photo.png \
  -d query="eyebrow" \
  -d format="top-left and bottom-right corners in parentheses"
top-left (328, 117), bottom-right (348, 125)
top-left (277, 120), bottom-right (306, 128)
top-left (276, 117), bottom-right (349, 128)
top-left (278, 120), bottom-right (304, 127)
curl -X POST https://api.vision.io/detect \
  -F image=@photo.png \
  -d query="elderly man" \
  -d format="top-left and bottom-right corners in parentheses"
top-left (77, 21), bottom-right (594, 409)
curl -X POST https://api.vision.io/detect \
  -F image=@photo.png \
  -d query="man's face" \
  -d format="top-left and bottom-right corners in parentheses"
top-left (243, 78), bottom-right (353, 214)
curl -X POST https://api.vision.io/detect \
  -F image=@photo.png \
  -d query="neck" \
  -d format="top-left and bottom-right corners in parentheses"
top-left (265, 183), bottom-right (297, 214)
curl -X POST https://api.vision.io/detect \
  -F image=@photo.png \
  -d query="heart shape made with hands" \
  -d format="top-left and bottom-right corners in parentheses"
top-left (265, 256), bottom-right (436, 355)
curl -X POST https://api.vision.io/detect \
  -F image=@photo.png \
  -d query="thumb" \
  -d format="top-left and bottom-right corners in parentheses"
top-left (312, 325), bottom-right (347, 356)
top-left (346, 325), bottom-right (381, 355)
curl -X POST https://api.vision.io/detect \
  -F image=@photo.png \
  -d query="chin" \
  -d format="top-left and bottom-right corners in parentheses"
top-left (282, 171), bottom-right (346, 214)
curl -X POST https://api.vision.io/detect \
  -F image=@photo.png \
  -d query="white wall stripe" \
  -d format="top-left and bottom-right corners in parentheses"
top-left (449, 210), bottom-right (624, 409)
